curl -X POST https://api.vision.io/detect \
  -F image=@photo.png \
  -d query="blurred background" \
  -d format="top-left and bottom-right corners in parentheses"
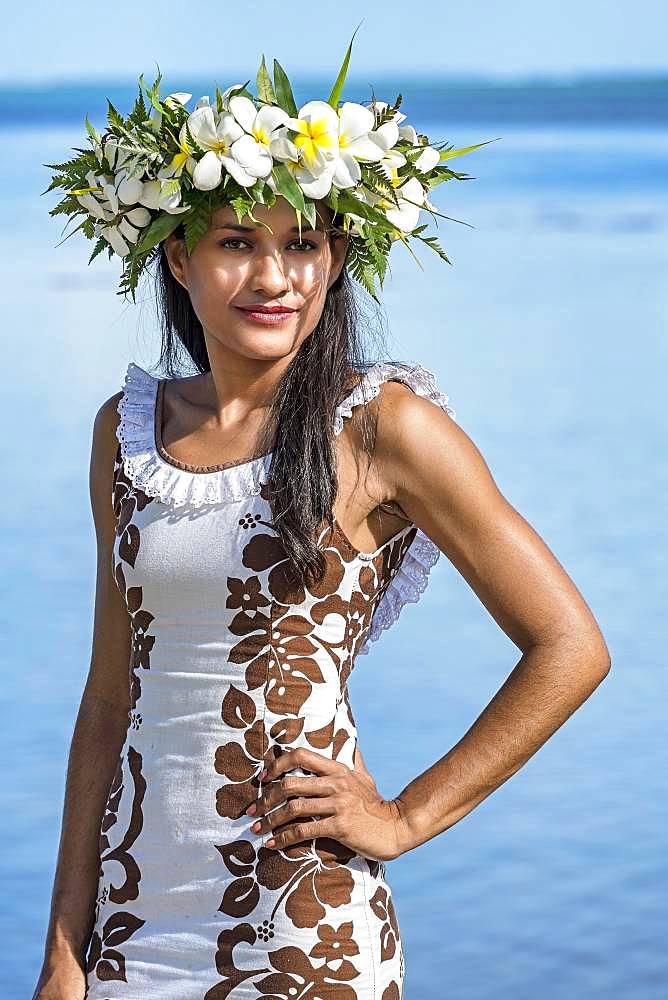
top-left (1, 2), bottom-right (666, 997)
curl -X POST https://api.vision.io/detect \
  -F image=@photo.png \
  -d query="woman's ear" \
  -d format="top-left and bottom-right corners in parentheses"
top-left (162, 233), bottom-right (189, 291)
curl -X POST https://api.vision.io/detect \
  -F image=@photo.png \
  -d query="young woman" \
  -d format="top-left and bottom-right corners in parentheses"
top-left (33, 64), bottom-right (610, 1000)
top-left (32, 191), bottom-right (610, 1000)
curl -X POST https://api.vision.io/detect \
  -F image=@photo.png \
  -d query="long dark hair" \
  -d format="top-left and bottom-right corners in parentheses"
top-left (150, 215), bottom-right (391, 589)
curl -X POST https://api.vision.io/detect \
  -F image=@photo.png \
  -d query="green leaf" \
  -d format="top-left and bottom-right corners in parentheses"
top-left (138, 66), bottom-right (164, 116)
top-left (272, 59), bottom-right (298, 117)
top-left (270, 161), bottom-right (307, 216)
top-left (302, 199), bottom-right (316, 230)
top-left (229, 196), bottom-right (250, 225)
top-left (135, 211), bottom-right (184, 254)
top-left (327, 21), bottom-right (364, 109)
top-left (128, 89), bottom-right (149, 127)
top-left (439, 138), bottom-right (501, 161)
top-left (413, 231), bottom-right (453, 265)
top-left (256, 54), bottom-right (277, 105)
top-left (84, 114), bottom-right (102, 149)
top-left (247, 178), bottom-right (268, 204)
top-left (184, 118), bottom-right (206, 158)
top-left (334, 189), bottom-right (395, 232)
top-left (183, 198), bottom-right (212, 255)
top-left (88, 235), bottom-right (109, 265)
top-left (106, 99), bottom-right (126, 133)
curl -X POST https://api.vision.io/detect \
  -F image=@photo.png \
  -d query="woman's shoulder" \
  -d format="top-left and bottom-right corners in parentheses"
top-left (92, 390), bottom-right (124, 452)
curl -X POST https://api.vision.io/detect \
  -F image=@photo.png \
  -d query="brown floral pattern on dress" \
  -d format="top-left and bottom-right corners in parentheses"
top-left (370, 885), bottom-right (402, 963)
top-left (204, 920), bottom-right (363, 1000)
top-left (382, 982), bottom-right (402, 1000)
top-left (209, 481), bottom-right (414, 996)
top-left (85, 746), bottom-right (147, 983)
top-left (85, 444), bottom-right (155, 988)
top-left (111, 444), bottom-right (156, 715)
top-left (215, 836), bottom-right (357, 930)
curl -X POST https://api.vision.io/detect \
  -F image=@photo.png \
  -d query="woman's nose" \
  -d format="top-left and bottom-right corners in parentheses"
top-left (249, 249), bottom-right (291, 295)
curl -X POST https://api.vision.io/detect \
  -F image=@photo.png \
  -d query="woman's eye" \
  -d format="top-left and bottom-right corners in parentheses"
top-left (217, 238), bottom-right (317, 251)
top-left (289, 240), bottom-right (317, 251)
top-left (218, 238), bottom-right (249, 250)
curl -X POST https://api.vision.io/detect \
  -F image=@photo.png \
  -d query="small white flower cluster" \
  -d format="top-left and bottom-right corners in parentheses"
top-left (78, 85), bottom-right (442, 259)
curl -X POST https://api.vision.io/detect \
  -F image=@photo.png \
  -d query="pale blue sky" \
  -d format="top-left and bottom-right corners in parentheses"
top-left (2, 0), bottom-right (666, 83)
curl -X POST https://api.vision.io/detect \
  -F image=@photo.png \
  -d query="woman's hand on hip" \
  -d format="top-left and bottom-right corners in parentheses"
top-left (246, 746), bottom-right (409, 861)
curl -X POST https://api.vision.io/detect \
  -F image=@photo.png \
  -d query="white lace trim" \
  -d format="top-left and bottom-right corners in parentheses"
top-left (336, 362), bottom-right (457, 656)
top-left (116, 362), bottom-right (271, 506)
top-left (116, 359), bottom-right (456, 654)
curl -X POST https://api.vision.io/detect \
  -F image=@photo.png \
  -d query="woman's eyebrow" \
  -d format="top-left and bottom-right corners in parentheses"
top-left (213, 223), bottom-right (319, 233)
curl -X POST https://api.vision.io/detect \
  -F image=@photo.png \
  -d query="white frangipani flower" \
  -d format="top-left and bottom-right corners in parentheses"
top-left (265, 149), bottom-right (337, 201)
top-left (356, 174), bottom-right (426, 233)
top-left (94, 223), bottom-right (131, 257)
top-left (284, 101), bottom-right (340, 175)
top-left (414, 145), bottom-right (441, 173)
top-left (398, 124), bottom-right (418, 144)
top-left (332, 102), bottom-right (390, 188)
top-left (185, 105), bottom-right (263, 190)
top-left (296, 161), bottom-right (337, 199)
top-left (227, 95), bottom-right (290, 179)
top-left (395, 124), bottom-right (442, 174)
top-left (383, 175), bottom-right (426, 232)
top-left (116, 205), bottom-right (152, 243)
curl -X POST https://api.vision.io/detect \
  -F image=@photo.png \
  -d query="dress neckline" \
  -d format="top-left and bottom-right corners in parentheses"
top-left (153, 376), bottom-right (274, 475)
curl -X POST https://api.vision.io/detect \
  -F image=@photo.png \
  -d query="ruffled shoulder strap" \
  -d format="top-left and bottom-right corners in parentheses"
top-left (333, 360), bottom-right (455, 434)
top-left (335, 361), bottom-right (457, 656)
top-left (116, 362), bottom-right (270, 506)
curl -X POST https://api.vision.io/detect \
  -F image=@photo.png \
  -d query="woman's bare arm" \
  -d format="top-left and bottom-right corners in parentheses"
top-left (373, 381), bottom-right (612, 855)
top-left (34, 391), bottom-right (132, 994)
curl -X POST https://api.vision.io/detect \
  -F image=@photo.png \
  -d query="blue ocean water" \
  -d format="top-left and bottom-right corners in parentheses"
top-left (1, 77), bottom-right (666, 999)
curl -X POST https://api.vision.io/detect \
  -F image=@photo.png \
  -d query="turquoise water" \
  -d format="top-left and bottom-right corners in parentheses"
top-left (1, 79), bottom-right (667, 998)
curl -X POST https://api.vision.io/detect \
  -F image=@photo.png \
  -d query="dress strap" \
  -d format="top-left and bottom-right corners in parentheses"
top-left (335, 361), bottom-right (457, 656)
top-left (333, 360), bottom-right (456, 435)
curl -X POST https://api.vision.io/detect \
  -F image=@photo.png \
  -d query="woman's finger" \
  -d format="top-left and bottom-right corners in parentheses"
top-left (265, 815), bottom-right (339, 851)
top-left (250, 796), bottom-right (337, 837)
top-left (247, 776), bottom-right (332, 818)
top-left (263, 747), bottom-right (344, 783)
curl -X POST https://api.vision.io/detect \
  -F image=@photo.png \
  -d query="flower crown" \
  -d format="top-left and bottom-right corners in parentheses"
top-left (42, 30), bottom-right (492, 303)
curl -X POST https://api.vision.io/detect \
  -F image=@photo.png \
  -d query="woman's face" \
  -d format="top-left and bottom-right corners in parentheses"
top-left (163, 196), bottom-right (349, 363)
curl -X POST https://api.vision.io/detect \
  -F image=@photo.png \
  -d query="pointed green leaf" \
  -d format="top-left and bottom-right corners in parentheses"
top-left (135, 211), bottom-right (184, 254)
top-left (256, 54), bottom-right (277, 105)
top-left (271, 162), bottom-right (307, 216)
top-left (439, 138), bottom-right (501, 161)
top-left (84, 114), bottom-right (102, 148)
top-left (302, 199), bottom-right (317, 230)
top-left (272, 59), bottom-right (298, 117)
top-left (334, 189), bottom-right (394, 232)
top-left (327, 20), bottom-right (363, 109)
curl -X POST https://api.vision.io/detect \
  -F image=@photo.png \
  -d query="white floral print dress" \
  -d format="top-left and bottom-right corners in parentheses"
top-left (84, 359), bottom-right (456, 1000)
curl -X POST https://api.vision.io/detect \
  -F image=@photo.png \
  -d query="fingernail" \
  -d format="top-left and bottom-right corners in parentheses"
top-left (251, 821), bottom-right (262, 833)
top-left (260, 768), bottom-right (268, 779)
top-left (246, 803), bottom-right (257, 815)
top-left (266, 838), bottom-right (275, 848)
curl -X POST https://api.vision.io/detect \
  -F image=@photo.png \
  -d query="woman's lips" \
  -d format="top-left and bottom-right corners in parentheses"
top-left (234, 306), bottom-right (298, 325)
